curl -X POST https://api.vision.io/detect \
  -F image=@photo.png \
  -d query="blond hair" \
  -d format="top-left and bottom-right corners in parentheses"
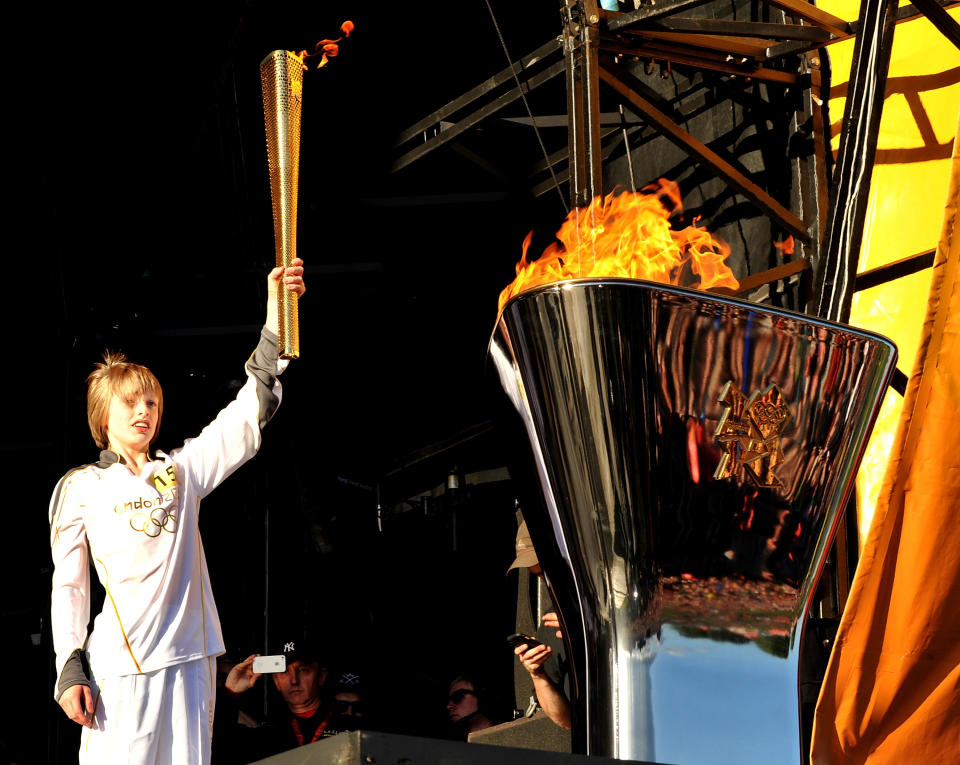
top-left (86, 351), bottom-right (163, 449)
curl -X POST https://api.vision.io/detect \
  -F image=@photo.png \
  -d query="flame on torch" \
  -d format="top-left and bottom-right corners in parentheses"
top-left (293, 20), bottom-right (355, 69)
top-left (498, 180), bottom-right (739, 315)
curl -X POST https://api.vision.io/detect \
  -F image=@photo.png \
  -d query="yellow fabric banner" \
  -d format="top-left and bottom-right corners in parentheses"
top-left (810, 117), bottom-right (960, 761)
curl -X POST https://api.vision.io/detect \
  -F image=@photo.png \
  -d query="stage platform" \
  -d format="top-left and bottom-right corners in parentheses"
top-left (253, 728), bottom-right (661, 764)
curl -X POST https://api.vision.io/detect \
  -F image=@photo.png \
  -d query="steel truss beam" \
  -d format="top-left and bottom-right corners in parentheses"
top-left (391, 39), bottom-right (564, 173)
top-left (766, 2), bottom-right (959, 60)
top-left (910, 0), bottom-right (960, 48)
top-left (390, 0), bottom-right (958, 309)
top-left (598, 60), bottom-right (812, 242)
top-left (853, 248), bottom-right (936, 291)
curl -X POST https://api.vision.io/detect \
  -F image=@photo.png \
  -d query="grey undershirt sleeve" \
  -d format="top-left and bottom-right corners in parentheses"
top-left (56, 649), bottom-right (90, 701)
top-left (246, 327), bottom-right (282, 429)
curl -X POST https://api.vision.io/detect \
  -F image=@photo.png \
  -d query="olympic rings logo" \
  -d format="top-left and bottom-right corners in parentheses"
top-left (129, 506), bottom-right (179, 537)
top-left (752, 400), bottom-right (789, 425)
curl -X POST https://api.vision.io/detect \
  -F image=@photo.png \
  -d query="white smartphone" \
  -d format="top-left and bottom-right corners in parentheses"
top-left (252, 654), bottom-right (286, 674)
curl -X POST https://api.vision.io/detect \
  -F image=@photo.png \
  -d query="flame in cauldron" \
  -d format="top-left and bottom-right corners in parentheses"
top-left (498, 180), bottom-right (739, 314)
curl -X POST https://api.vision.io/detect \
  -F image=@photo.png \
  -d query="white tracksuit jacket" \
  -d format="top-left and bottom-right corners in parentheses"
top-left (49, 328), bottom-right (286, 696)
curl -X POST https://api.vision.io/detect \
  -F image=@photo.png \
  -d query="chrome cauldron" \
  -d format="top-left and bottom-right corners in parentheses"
top-left (489, 279), bottom-right (896, 763)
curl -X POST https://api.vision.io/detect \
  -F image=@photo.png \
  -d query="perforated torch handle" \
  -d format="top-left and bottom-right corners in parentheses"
top-left (261, 49), bottom-right (303, 359)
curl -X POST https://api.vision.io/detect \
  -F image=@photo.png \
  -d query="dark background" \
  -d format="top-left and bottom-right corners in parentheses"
top-left (6, 3), bottom-right (567, 761)
top-left (4, 0), bottom-right (810, 761)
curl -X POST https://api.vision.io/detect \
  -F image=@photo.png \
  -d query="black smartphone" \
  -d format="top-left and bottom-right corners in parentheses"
top-left (506, 632), bottom-right (542, 650)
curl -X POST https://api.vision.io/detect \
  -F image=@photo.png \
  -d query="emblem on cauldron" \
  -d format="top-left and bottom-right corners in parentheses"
top-left (714, 380), bottom-right (792, 488)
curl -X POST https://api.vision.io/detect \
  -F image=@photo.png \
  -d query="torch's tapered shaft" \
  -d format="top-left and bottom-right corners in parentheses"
top-left (261, 50), bottom-right (303, 359)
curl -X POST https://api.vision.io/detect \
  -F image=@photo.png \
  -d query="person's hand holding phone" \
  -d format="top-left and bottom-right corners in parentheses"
top-left (225, 654), bottom-right (263, 694)
top-left (510, 617), bottom-right (572, 730)
top-left (512, 637), bottom-right (553, 677)
top-left (506, 633), bottom-right (541, 650)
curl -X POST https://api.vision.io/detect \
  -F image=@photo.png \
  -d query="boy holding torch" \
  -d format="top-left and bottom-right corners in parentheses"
top-left (50, 259), bottom-right (305, 764)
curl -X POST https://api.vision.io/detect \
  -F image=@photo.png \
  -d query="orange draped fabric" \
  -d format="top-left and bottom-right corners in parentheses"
top-left (810, 120), bottom-right (960, 762)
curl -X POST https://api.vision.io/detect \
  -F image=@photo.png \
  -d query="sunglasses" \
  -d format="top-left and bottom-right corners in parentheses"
top-left (448, 688), bottom-right (476, 704)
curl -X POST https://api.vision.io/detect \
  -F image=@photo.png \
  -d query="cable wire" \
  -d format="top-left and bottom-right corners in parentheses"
top-left (483, 0), bottom-right (569, 212)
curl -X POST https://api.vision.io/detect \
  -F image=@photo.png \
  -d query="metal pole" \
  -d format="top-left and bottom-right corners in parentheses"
top-left (263, 487), bottom-right (270, 719)
top-left (562, 0), bottom-right (604, 209)
top-left (811, 0), bottom-right (900, 653)
top-left (813, 0), bottom-right (901, 322)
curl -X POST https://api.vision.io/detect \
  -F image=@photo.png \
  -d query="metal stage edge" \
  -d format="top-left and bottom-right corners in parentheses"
top-left (252, 729), bottom-right (662, 765)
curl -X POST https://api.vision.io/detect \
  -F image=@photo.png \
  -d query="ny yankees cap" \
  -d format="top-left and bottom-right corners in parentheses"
top-left (274, 630), bottom-right (324, 665)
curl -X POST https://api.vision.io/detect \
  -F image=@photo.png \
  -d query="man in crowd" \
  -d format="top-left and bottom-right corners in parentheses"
top-left (509, 521), bottom-right (572, 730)
top-left (327, 671), bottom-right (368, 734)
top-left (446, 675), bottom-right (494, 740)
top-left (222, 636), bottom-right (336, 757)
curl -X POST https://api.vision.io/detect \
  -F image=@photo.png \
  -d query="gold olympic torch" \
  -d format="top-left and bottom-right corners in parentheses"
top-left (261, 50), bottom-right (303, 359)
